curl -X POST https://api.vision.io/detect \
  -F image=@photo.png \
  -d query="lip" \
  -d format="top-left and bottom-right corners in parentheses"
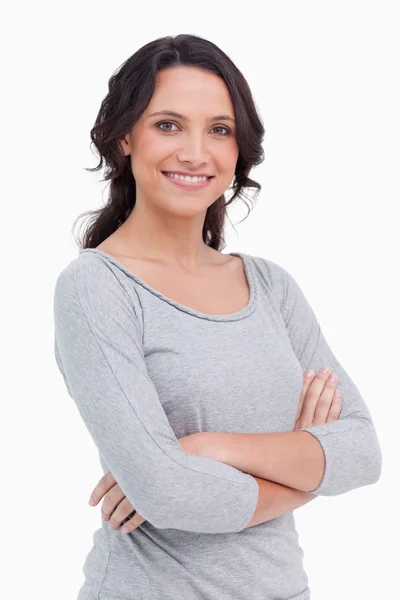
top-left (162, 170), bottom-right (214, 177)
top-left (162, 171), bottom-right (214, 190)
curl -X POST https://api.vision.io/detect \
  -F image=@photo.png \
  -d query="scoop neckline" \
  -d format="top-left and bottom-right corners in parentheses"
top-left (79, 248), bottom-right (258, 322)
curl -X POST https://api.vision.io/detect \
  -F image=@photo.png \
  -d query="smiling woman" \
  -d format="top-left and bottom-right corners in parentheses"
top-left (73, 34), bottom-right (264, 251)
top-left (53, 32), bottom-right (381, 600)
top-left (115, 65), bottom-right (244, 223)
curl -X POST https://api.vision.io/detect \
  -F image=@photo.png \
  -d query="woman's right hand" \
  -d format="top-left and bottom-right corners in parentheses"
top-left (294, 366), bottom-right (342, 430)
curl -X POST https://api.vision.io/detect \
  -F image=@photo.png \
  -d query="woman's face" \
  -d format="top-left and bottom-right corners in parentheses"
top-left (120, 66), bottom-right (239, 217)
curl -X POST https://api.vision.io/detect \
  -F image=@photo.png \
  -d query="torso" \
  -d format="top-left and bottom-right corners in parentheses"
top-left (95, 239), bottom-right (250, 316)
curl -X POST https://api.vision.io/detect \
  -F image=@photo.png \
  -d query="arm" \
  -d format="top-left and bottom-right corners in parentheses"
top-left (198, 430), bottom-right (326, 493)
top-left (225, 257), bottom-right (382, 496)
top-left (244, 477), bottom-right (317, 528)
top-left (53, 254), bottom-right (258, 534)
top-left (181, 433), bottom-right (318, 527)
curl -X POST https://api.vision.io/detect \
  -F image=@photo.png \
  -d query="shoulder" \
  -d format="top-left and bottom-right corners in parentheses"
top-left (53, 251), bottom-right (144, 340)
top-left (245, 252), bottom-right (309, 309)
top-left (54, 250), bottom-right (125, 294)
top-left (53, 250), bottom-right (137, 317)
top-left (246, 252), bottom-right (293, 288)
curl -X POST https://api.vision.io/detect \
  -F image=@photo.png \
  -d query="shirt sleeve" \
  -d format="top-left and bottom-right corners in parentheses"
top-left (262, 258), bottom-right (382, 496)
top-left (53, 254), bottom-right (259, 533)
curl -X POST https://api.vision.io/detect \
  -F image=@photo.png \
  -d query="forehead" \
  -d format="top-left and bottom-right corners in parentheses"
top-left (145, 67), bottom-right (234, 116)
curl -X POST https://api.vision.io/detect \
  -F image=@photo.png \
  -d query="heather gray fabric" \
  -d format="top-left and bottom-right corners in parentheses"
top-left (53, 248), bottom-right (382, 600)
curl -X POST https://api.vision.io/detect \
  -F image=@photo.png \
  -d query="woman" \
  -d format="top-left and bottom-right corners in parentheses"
top-left (53, 34), bottom-right (382, 600)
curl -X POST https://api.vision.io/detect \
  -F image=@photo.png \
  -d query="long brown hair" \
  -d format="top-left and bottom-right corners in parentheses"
top-left (73, 34), bottom-right (265, 252)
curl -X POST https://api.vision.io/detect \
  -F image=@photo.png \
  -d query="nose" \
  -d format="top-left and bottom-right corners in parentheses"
top-left (176, 133), bottom-right (209, 167)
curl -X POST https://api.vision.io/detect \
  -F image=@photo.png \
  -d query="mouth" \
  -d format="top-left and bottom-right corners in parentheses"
top-left (161, 171), bottom-right (215, 189)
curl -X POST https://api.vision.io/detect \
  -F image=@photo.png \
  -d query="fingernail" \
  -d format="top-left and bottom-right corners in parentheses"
top-left (121, 526), bottom-right (129, 534)
top-left (89, 497), bottom-right (95, 506)
top-left (305, 370), bottom-right (314, 377)
top-left (108, 522), bottom-right (117, 530)
top-left (322, 366), bottom-right (330, 373)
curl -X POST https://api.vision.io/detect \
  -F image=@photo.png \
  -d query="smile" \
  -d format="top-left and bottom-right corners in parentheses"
top-left (162, 171), bottom-right (214, 189)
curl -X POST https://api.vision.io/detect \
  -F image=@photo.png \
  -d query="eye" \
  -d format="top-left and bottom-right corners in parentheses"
top-left (211, 125), bottom-right (231, 136)
top-left (157, 121), bottom-right (180, 132)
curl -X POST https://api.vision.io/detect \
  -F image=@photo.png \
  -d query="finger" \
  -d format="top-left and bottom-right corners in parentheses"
top-left (295, 370), bottom-right (315, 423)
top-left (120, 511), bottom-right (146, 535)
top-left (296, 366), bottom-right (332, 429)
top-left (89, 471), bottom-right (117, 505)
top-left (326, 389), bottom-right (343, 422)
top-left (107, 497), bottom-right (141, 531)
top-left (101, 485), bottom-right (126, 522)
top-left (312, 372), bottom-right (338, 425)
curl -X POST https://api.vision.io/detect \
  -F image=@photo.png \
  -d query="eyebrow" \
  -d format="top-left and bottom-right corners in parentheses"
top-left (148, 110), bottom-right (235, 123)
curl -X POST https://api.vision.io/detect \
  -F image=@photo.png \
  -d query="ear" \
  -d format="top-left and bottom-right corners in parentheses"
top-left (118, 135), bottom-right (131, 156)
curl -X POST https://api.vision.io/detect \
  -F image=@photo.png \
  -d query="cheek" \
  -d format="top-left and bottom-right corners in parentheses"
top-left (131, 136), bottom-right (173, 176)
top-left (131, 127), bottom-right (174, 156)
top-left (151, 140), bottom-right (180, 171)
top-left (217, 135), bottom-right (238, 158)
top-left (216, 143), bottom-right (239, 175)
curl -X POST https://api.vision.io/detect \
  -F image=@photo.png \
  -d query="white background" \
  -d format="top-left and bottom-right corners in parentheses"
top-left (2, 1), bottom-right (398, 598)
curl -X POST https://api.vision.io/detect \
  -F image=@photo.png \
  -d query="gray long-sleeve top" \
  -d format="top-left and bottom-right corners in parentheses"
top-left (53, 248), bottom-right (382, 600)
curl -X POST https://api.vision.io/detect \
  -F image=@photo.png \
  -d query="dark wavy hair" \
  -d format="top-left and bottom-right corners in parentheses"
top-left (73, 33), bottom-right (265, 252)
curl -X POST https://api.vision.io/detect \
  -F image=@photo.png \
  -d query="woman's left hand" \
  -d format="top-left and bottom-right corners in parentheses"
top-left (88, 471), bottom-right (146, 534)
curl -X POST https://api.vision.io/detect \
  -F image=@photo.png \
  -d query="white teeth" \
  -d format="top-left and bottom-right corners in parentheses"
top-left (164, 172), bottom-right (209, 183)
